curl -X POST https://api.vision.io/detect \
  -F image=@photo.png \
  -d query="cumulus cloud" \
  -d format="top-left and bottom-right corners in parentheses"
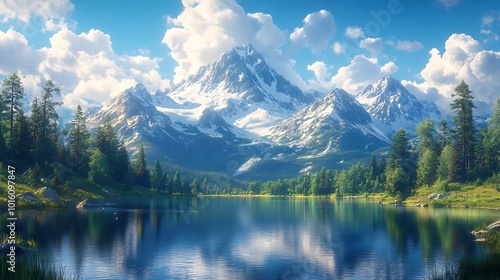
top-left (0, 0), bottom-right (73, 31)
top-left (396, 40), bottom-right (424, 52)
top-left (0, 28), bottom-right (170, 110)
top-left (163, 0), bottom-right (307, 89)
top-left (306, 55), bottom-right (399, 93)
top-left (345, 26), bottom-right (365, 39)
top-left (307, 61), bottom-right (330, 90)
top-left (332, 42), bottom-right (345, 54)
top-left (331, 55), bottom-right (398, 94)
top-left (290, 10), bottom-right (336, 54)
top-left (0, 29), bottom-right (45, 75)
top-left (359, 37), bottom-right (384, 55)
top-left (408, 33), bottom-right (500, 114)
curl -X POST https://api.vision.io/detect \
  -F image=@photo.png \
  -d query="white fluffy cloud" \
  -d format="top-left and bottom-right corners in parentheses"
top-left (307, 55), bottom-right (399, 93)
top-left (0, 29), bottom-right (45, 75)
top-left (163, 0), bottom-right (307, 89)
top-left (359, 37), bottom-right (384, 55)
top-left (0, 28), bottom-right (170, 110)
top-left (290, 10), bottom-right (336, 54)
top-left (0, 0), bottom-right (73, 31)
top-left (407, 33), bottom-right (500, 114)
top-left (345, 26), bottom-right (365, 39)
top-left (332, 42), bottom-right (345, 54)
top-left (396, 40), bottom-right (423, 52)
top-left (331, 55), bottom-right (398, 93)
top-left (307, 61), bottom-right (330, 90)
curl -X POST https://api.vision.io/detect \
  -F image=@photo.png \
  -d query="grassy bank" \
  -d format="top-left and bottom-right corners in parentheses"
top-left (407, 183), bottom-right (500, 209)
top-left (0, 174), bottom-right (170, 209)
top-left (0, 253), bottom-right (71, 280)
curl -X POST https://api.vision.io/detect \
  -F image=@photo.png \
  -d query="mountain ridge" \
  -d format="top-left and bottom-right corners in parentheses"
top-left (81, 44), bottom-right (449, 180)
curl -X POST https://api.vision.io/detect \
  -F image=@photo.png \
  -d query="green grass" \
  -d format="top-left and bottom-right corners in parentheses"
top-left (1, 235), bottom-right (37, 248)
top-left (0, 174), bottom-right (170, 209)
top-left (0, 252), bottom-right (74, 280)
top-left (429, 227), bottom-right (500, 280)
top-left (407, 184), bottom-right (500, 209)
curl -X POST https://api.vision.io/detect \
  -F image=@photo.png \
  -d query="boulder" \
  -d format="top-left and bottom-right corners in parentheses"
top-left (35, 187), bottom-right (62, 204)
top-left (471, 220), bottom-right (500, 241)
top-left (16, 192), bottom-right (43, 205)
top-left (487, 221), bottom-right (500, 232)
top-left (427, 193), bottom-right (438, 200)
top-left (436, 193), bottom-right (449, 199)
top-left (471, 229), bottom-right (488, 237)
top-left (427, 193), bottom-right (448, 200)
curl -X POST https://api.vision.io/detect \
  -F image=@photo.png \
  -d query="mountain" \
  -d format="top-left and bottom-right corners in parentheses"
top-left (85, 83), bottom-right (250, 172)
top-left (166, 44), bottom-right (314, 136)
top-left (356, 76), bottom-right (442, 133)
top-left (270, 88), bottom-right (390, 158)
top-left (83, 48), bottom-right (450, 180)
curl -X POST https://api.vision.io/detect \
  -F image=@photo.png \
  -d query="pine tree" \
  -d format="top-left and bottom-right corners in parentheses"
top-left (450, 80), bottom-right (476, 182)
top-left (30, 96), bottom-right (42, 160)
top-left (165, 174), bottom-right (174, 195)
top-left (93, 118), bottom-right (129, 182)
top-left (173, 171), bottom-right (181, 194)
top-left (134, 145), bottom-right (150, 188)
top-left (115, 143), bottom-right (130, 183)
top-left (151, 160), bottom-right (165, 191)
top-left (1, 72), bottom-right (24, 158)
top-left (0, 125), bottom-right (7, 163)
top-left (437, 145), bottom-right (452, 182)
top-left (26, 163), bottom-right (43, 189)
top-left (476, 98), bottom-right (500, 178)
top-left (449, 142), bottom-right (462, 182)
top-left (69, 105), bottom-right (90, 173)
top-left (437, 119), bottom-right (450, 152)
top-left (416, 120), bottom-right (438, 186)
top-left (88, 148), bottom-right (112, 185)
top-left (190, 178), bottom-right (199, 195)
top-left (385, 128), bottom-right (415, 199)
top-left (369, 155), bottom-right (378, 180)
top-left (416, 120), bottom-right (438, 153)
top-left (11, 109), bottom-right (31, 164)
top-left (417, 148), bottom-right (439, 186)
top-left (201, 178), bottom-right (208, 194)
top-left (34, 80), bottom-right (62, 164)
top-left (489, 98), bottom-right (500, 174)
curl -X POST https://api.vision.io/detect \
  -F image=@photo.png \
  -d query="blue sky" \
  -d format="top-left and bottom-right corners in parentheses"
top-left (0, 0), bottom-right (499, 114)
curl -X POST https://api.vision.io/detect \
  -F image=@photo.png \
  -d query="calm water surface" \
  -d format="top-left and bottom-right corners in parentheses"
top-left (5, 197), bottom-right (500, 279)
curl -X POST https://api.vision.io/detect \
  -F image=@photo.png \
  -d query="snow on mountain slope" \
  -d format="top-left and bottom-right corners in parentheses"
top-left (270, 88), bottom-right (390, 156)
top-left (84, 83), bottom-right (252, 171)
top-left (86, 83), bottom-right (182, 146)
top-left (356, 76), bottom-right (442, 133)
top-left (164, 44), bottom-right (314, 136)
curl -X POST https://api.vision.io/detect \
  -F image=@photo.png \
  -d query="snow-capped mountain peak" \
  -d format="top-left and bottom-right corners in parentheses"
top-left (165, 43), bottom-right (314, 135)
top-left (356, 76), bottom-right (442, 132)
top-left (270, 88), bottom-right (390, 156)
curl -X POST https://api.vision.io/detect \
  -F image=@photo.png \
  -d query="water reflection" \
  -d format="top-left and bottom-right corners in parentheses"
top-left (1, 197), bottom-right (498, 279)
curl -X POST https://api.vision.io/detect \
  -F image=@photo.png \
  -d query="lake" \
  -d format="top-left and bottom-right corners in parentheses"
top-left (5, 197), bottom-right (500, 279)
